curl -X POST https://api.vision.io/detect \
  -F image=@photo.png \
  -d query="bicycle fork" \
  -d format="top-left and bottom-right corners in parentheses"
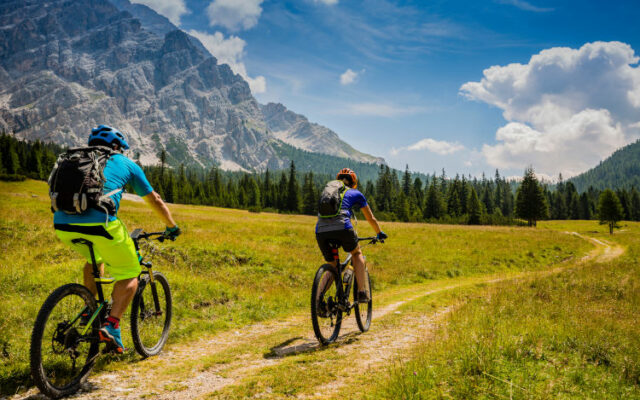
top-left (140, 261), bottom-right (163, 317)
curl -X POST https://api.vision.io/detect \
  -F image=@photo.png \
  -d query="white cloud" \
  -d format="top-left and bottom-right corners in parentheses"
top-left (390, 138), bottom-right (464, 156)
top-left (407, 138), bottom-right (465, 155)
top-left (188, 30), bottom-right (266, 94)
top-left (130, 0), bottom-right (189, 26)
top-left (342, 102), bottom-right (426, 117)
top-left (461, 41), bottom-right (640, 177)
top-left (496, 0), bottom-right (554, 12)
top-left (340, 69), bottom-right (360, 85)
top-left (206, 0), bottom-right (263, 31)
top-left (315, 0), bottom-right (339, 5)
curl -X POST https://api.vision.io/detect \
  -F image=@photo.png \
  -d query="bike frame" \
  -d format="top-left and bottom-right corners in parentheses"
top-left (329, 236), bottom-right (377, 311)
top-left (68, 230), bottom-right (165, 336)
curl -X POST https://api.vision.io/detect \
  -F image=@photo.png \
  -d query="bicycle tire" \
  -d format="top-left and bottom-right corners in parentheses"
top-left (130, 271), bottom-right (172, 357)
top-left (30, 283), bottom-right (100, 399)
top-left (311, 264), bottom-right (343, 345)
top-left (354, 268), bottom-right (372, 332)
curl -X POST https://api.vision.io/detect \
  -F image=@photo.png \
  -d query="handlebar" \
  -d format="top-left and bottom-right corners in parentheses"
top-left (130, 229), bottom-right (166, 242)
top-left (357, 236), bottom-right (384, 244)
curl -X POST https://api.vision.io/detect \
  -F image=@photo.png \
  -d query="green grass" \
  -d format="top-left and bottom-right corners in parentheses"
top-left (0, 180), bottom-right (589, 395)
top-left (373, 221), bottom-right (640, 399)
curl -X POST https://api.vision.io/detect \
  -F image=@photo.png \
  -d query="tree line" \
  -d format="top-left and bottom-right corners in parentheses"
top-left (1, 133), bottom-right (639, 229)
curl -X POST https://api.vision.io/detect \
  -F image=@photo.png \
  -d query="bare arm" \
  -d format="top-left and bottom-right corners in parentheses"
top-left (143, 191), bottom-right (177, 228)
top-left (361, 205), bottom-right (382, 234)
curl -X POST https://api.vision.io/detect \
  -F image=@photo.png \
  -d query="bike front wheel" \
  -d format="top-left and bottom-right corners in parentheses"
top-left (354, 268), bottom-right (372, 332)
top-left (30, 283), bottom-right (100, 399)
top-left (130, 271), bottom-right (172, 357)
top-left (311, 264), bottom-right (343, 344)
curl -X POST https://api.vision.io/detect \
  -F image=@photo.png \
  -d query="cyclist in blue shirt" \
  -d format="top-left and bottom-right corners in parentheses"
top-left (53, 125), bottom-right (181, 354)
top-left (316, 168), bottom-right (388, 303)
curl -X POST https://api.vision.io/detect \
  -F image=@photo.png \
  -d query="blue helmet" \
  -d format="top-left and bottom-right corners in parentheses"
top-left (88, 125), bottom-right (130, 150)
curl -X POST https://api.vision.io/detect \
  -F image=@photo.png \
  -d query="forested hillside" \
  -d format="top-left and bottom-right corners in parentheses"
top-left (5, 134), bottom-right (640, 225)
top-left (571, 139), bottom-right (640, 192)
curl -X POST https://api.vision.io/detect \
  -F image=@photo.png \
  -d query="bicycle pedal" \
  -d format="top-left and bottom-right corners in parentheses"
top-left (102, 342), bottom-right (126, 355)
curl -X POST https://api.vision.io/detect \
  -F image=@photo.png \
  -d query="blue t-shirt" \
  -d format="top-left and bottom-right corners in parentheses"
top-left (316, 188), bottom-right (368, 233)
top-left (53, 153), bottom-right (154, 224)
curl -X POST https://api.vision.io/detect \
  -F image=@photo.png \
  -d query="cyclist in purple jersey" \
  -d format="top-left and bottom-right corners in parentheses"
top-left (315, 168), bottom-right (388, 302)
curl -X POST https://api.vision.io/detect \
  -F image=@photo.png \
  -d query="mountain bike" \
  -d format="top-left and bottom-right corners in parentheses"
top-left (310, 236), bottom-right (382, 344)
top-left (30, 229), bottom-right (172, 399)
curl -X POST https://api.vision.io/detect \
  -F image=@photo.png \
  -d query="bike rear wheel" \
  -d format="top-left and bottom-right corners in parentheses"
top-left (30, 283), bottom-right (100, 399)
top-left (130, 271), bottom-right (172, 357)
top-left (311, 264), bottom-right (343, 344)
top-left (354, 268), bottom-right (372, 332)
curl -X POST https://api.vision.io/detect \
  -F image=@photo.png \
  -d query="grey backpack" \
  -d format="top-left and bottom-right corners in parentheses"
top-left (48, 146), bottom-right (120, 215)
top-left (318, 180), bottom-right (348, 218)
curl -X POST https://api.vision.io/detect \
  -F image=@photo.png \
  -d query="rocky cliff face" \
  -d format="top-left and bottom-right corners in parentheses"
top-left (0, 0), bottom-right (380, 171)
top-left (261, 102), bottom-right (382, 164)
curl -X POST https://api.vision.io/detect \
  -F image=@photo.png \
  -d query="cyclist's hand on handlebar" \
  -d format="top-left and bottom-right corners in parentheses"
top-left (377, 231), bottom-right (388, 241)
top-left (164, 225), bottom-right (181, 241)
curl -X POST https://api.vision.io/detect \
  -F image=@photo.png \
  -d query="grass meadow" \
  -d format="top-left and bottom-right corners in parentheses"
top-left (374, 220), bottom-right (640, 399)
top-left (0, 180), bottom-right (590, 395)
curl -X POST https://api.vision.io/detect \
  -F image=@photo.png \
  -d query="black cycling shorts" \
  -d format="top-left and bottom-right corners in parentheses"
top-left (316, 229), bottom-right (358, 262)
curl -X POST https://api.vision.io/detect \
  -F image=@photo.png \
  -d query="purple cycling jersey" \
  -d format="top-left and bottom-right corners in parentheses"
top-left (316, 188), bottom-right (368, 233)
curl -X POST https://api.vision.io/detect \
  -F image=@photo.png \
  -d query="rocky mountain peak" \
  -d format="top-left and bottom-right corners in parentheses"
top-left (0, 0), bottom-right (382, 171)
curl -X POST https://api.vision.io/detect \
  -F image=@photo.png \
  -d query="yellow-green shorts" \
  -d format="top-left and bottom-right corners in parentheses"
top-left (55, 219), bottom-right (141, 281)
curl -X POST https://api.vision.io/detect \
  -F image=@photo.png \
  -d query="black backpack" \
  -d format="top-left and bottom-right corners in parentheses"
top-left (48, 146), bottom-right (119, 215)
top-left (318, 180), bottom-right (348, 218)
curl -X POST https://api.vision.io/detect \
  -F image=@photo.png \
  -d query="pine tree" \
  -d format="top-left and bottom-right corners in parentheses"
top-left (459, 176), bottom-right (469, 215)
top-left (4, 141), bottom-right (20, 174)
top-left (569, 193), bottom-right (581, 220)
top-left (262, 168), bottom-right (272, 208)
top-left (598, 189), bottom-right (624, 234)
top-left (579, 192), bottom-right (592, 220)
top-left (424, 181), bottom-right (444, 219)
top-left (515, 167), bottom-right (549, 226)
top-left (277, 173), bottom-right (288, 210)
top-left (413, 177), bottom-right (424, 212)
top-left (402, 164), bottom-right (411, 196)
top-left (302, 172), bottom-right (317, 215)
top-left (616, 189), bottom-right (632, 220)
top-left (395, 192), bottom-right (410, 222)
top-left (467, 187), bottom-right (482, 225)
top-left (481, 185), bottom-right (494, 214)
top-left (286, 161), bottom-right (300, 212)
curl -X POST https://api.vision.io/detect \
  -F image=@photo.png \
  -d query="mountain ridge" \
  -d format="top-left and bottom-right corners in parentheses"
top-left (0, 0), bottom-right (381, 172)
top-left (570, 139), bottom-right (640, 192)
top-left (261, 102), bottom-right (382, 164)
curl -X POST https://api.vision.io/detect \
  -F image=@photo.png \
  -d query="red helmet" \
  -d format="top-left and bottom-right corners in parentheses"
top-left (336, 168), bottom-right (358, 189)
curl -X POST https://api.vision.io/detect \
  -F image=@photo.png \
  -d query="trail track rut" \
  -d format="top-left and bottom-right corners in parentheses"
top-left (11, 233), bottom-right (623, 400)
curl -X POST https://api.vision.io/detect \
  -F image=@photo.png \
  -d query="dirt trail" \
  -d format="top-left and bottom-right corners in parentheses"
top-left (11, 233), bottom-right (623, 400)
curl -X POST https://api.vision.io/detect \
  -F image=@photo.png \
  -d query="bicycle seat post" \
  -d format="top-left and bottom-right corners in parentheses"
top-left (71, 238), bottom-right (106, 303)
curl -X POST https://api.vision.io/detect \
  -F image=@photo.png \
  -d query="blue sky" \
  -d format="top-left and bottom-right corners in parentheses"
top-left (133, 0), bottom-right (640, 179)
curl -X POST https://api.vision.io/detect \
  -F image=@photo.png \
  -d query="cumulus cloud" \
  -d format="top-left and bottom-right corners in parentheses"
top-left (408, 138), bottom-right (464, 155)
top-left (206, 0), bottom-right (263, 31)
top-left (343, 102), bottom-right (426, 117)
top-left (340, 69), bottom-right (360, 85)
top-left (131, 0), bottom-right (188, 26)
top-left (391, 138), bottom-right (464, 156)
top-left (461, 41), bottom-right (640, 177)
top-left (188, 30), bottom-right (266, 93)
